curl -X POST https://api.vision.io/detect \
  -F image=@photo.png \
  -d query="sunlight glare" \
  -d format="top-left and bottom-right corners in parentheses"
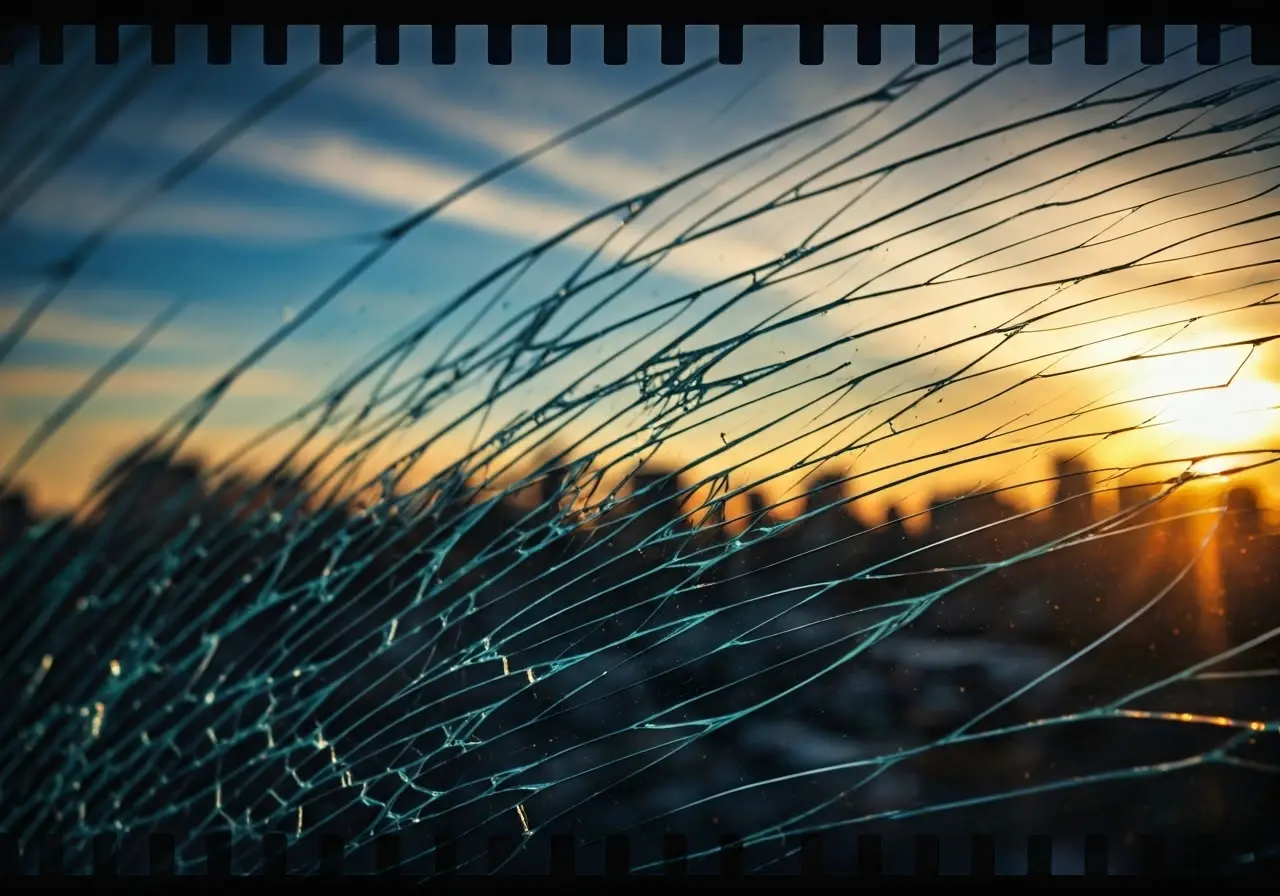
top-left (1158, 378), bottom-right (1280, 449)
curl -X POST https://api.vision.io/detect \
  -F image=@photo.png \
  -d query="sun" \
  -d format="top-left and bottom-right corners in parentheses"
top-left (1156, 378), bottom-right (1280, 449)
top-left (1119, 346), bottom-right (1280, 453)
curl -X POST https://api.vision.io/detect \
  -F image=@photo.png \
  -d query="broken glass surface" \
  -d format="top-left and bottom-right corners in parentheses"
top-left (0, 25), bottom-right (1277, 875)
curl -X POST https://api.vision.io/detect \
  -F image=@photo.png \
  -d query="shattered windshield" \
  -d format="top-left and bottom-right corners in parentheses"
top-left (0, 25), bottom-right (1277, 876)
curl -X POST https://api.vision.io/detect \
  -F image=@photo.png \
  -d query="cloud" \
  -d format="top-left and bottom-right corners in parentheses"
top-left (14, 172), bottom-right (347, 244)
top-left (0, 364), bottom-right (302, 401)
top-left (217, 123), bottom-right (801, 304)
top-left (224, 128), bottom-right (598, 242)
top-left (0, 289), bottom-right (294, 362)
top-left (116, 74), bottom-right (793, 287)
top-left (334, 70), bottom-right (682, 202)
top-left (94, 78), bottom-right (964, 327)
top-left (0, 302), bottom-right (185, 350)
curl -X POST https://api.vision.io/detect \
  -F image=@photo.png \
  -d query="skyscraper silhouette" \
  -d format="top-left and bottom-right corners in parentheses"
top-left (1049, 454), bottom-right (1094, 535)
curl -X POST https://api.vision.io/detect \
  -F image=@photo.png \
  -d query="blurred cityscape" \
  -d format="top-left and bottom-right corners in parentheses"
top-left (0, 447), bottom-right (1277, 874)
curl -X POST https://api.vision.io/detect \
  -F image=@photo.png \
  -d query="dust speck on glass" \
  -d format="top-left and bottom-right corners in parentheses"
top-left (0, 24), bottom-right (1277, 876)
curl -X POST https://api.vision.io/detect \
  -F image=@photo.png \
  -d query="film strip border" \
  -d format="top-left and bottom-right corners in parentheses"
top-left (1, 23), bottom-right (1279, 66)
top-left (2, 831), bottom-right (1277, 878)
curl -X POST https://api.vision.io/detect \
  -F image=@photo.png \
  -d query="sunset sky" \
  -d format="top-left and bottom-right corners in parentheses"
top-left (2, 25), bottom-right (1278, 522)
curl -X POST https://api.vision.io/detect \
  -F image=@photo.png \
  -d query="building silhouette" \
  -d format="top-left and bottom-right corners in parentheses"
top-left (1218, 486), bottom-right (1280, 653)
top-left (0, 490), bottom-right (33, 550)
top-left (794, 472), bottom-right (867, 579)
top-left (1049, 454), bottom-right (1094, 535)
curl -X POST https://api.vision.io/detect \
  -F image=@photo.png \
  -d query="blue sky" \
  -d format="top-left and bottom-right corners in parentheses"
top-left (2, 25), bottom-right (1278, 517)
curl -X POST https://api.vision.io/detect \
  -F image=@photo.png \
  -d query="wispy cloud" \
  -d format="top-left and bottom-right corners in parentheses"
top-left (220, 123), bottom-right (804, 303)
top-left (0, 290), bottom-right (298, 362)
top-left (0, 302), bottom-right (185, 350)
top-left (14, 172), bottom-right (348, 244)
top-left (335, 70), bottom-right (685, 202)
top-left (0, 364), bottom-right (302, 400)
top-left (224, 128), bottom-right (603, 243)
